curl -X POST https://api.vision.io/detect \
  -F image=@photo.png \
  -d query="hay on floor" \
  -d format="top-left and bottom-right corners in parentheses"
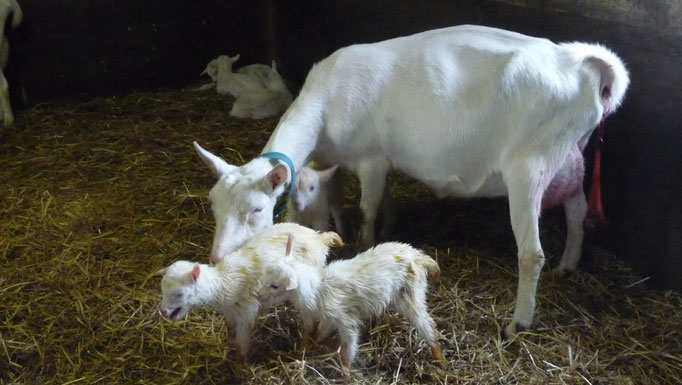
top-left (1, 87), bottom-right (680, 384)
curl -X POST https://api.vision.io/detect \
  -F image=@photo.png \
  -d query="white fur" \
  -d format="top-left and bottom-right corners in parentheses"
top-left (0, 0), bottom-right (21, 126)
top-left (230, 60), bottom-right (293, 119)
top-left (199, 54), bottom-right (264, 98)
top-left (199, 55), bottom-right (293, 119)
top-left (256, 242), bottom-right (443, 367)
top-left (157, 222), bottom-right (342, 361)
top-left (194, 25), bottom-right (630, 336)
top-left (285, 165), bottom-right (345, 237)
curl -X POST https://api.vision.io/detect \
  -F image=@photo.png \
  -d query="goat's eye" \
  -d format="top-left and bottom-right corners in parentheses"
top-left (270, 284), bottom-right (279, 290)
top-left (252, 207), bottom-right (263, 214)
top-left (309, 186), bottom-right (315, 192)
top-left (175, 293), bottom-right (183, 298)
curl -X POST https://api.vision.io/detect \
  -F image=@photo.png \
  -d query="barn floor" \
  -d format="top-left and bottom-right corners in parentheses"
top-left (1, 88), bottom-right (681, 385)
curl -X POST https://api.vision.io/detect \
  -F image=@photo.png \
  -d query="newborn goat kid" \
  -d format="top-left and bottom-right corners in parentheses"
top-left (157, 223), bottom-right (342, 362)
top-left (285, 165), bottom-right (345, 237)
top-left (257, 241), bottom-right (444, 368)
top-left (200, 54), bottom-right (264, 98)
top-left (229, 60), bottom-right (293, 119)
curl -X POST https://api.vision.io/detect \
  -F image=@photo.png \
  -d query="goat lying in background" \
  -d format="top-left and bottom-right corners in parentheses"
top-left (0, 0), bottom-right (21, 126)
top-left (197, 54), bottom-right (292, 119)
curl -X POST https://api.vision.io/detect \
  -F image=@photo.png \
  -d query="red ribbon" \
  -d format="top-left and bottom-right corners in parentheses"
top-left (587, 119), bottom-right (608, 224)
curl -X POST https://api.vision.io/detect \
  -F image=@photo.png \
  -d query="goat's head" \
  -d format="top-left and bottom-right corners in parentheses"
top-left (193, 142), bottom-right (290, 265)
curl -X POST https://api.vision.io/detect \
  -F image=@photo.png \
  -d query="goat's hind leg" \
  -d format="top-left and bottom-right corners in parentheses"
top-left (553, 188), bottom-right (587, 276)
top-left (503, 160), bottom-right (553, 338)
top-left (392, 285), bottom-right (444, 365)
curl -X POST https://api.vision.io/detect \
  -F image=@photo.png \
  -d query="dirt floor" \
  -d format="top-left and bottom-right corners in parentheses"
top-left (1, 88), bottom-right (681, 384)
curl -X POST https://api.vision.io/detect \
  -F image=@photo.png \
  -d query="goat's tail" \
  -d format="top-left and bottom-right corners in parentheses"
top-left (416, 254), bottom-right (440, 282)
top-left (562, 42), bottom-right (630, 115)
top-left (413, 252), bottom-right (441, 282)
top-left (320, 231), bottom-right (344, 248)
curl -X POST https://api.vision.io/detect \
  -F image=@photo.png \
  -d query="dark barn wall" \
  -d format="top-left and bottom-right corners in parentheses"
top-left (9, 0), bottom-right (273, 104)
top-left (8, 1), bottom-right (681, 289)
top-left (269, 0), bottom-right (682, 289)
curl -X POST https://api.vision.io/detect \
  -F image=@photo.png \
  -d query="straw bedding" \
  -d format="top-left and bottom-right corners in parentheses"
top-left (1, 88), bottom-right (680, 384)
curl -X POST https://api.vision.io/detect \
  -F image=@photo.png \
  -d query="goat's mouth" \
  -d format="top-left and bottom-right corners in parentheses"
top-left (169, 307), bottom-right (183, 321)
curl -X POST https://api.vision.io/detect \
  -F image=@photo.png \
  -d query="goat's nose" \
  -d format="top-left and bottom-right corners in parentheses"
top-left (210, 254), bottom-right (221, 266)
top-left (159, 308), bottom-right (168, 317)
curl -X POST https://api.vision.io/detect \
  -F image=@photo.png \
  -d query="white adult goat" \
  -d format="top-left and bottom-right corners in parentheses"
top-left (0, 0), bottom-right (21, 126)
top-left (193, 25), bottom-right (629, 337)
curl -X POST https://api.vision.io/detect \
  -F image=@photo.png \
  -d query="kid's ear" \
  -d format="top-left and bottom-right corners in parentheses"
top-left (318, 165), bottom-right (339, 182)
top-left (285, 273), bottom-right (298, 291)
top-left (191, 264), bottom-right (201, 282)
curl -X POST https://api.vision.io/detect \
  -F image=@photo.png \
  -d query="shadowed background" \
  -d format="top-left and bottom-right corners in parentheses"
top-left (7, 0), bottom-right (682, 288)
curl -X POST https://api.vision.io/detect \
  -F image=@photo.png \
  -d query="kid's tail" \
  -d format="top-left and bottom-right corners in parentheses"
top-left (321, 231), bottom-right (343, 248)
top-left (413, 252), bottom-right (440, 282)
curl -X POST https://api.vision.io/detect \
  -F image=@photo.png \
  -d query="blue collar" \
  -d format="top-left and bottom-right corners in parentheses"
top-left (258, 152), bottom-right (296, 218)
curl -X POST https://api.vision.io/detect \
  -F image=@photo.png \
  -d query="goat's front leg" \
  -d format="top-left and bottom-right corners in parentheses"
top-left (503, 160), bottom-right (553, 338)
top-left (379, 188), bottom-right (396, 239)
top-left (300, 315), bottom-right (316, 351)
top-left (328, 171), bottom-right (346, 239)
top-left (356, 158), bottom-right (389, 246)
top-left (232, 303), bottom-right (259, 365)
top-left (316, 320), bottom-right (335, 344)
top-left (337, 323), bottom-right (360, 371)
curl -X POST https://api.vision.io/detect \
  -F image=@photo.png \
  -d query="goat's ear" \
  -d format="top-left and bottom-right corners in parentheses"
top-left (285, 234), bottom-right (295, 256)
top-left (285, 273), bottom-right (298, 291)
top-left (190, 264), bottom-right (201, 282)
top-left (230, 54), bottom-right (241, 63)
top-left (271, 60), bottom-right (277, 72)
top-left (155, 267), bottom-right (167, 277)
top-left (318, 165), bottom-right (339, 183)
top-left (265, 164), bottom-right (289, 193)
top-left (193, 141), bottom-right (236, 178)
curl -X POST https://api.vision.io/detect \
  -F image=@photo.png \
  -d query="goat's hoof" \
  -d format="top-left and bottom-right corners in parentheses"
top-left (431, 347), bottom-right (446, 368)
top-left (234, 358), bottom-right (247, 372)
top-left (552, 266), bottom-right (575, 277)
top-left (502, 322), bottom-right (530, 340)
